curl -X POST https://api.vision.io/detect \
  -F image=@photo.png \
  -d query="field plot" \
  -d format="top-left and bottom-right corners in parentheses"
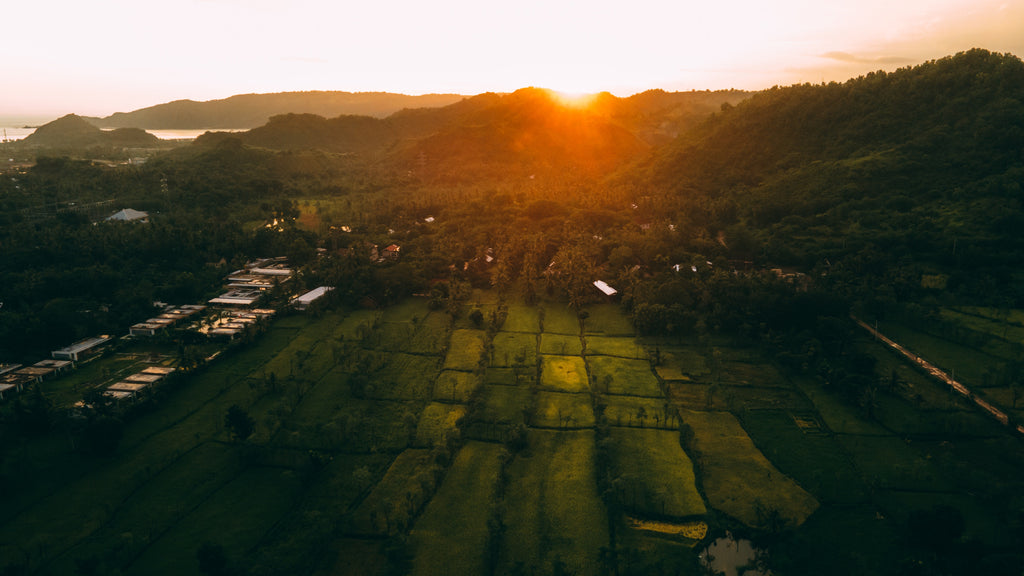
top-left (873, 489), bottom-right (1013, 547)
top-left (792, 381), bottom-right (890, 435)
top-left (680, 409), bottom-right (819, 527)
top-left (127, 466), bottom-right (304, 576)
top-left (443, 329), bottom-right (486, 371)
top-left (533, 391), bottom-right (595, 428)
top-left (876, 320), bottom-right (993, 388)
top-left (289, 367), bottom-right (351, 422)
top-left (603, 395), bottom-right (676, 429)
top-left (433, 370), bottom-right (480, 403)
top-left (259, 322), bottom-right (341, 383)
top-left (43, 442), bottom-right (244, 575)
top-left (480, 385), bottom-right (533, 424)
top-left (323, 539), bottom-right (386, 576)
top-left (667, 381), bottom-right (731, 410)
top-left (370, 353), bottom-right (439, 400)
top-left (717, 357), bottom-right (790, 388)
top-left (580, 303), bottom-right (634, 335)
top-left (499, 430), bottom-right (608, 576)
top-left (542, 304), bottom-right (580, 335)
top-left (587, 356), bottom-right (662, 397)
top-left (336, 309), bottom-right (380, 340)
top-left (380, 298), bottom-right (432, 323)
top-left (248, 452), bottom-right (394, 575)
top-left (484, 367), bottom-right (524, 387)
top-left (940, 307), bottom-right (1024, 360)
top-left (539, 333), bottom-right (582, 356)
top-left (584, 335), bottom-right (645, 358)
top-left (653, 346), bottom-right (710, 380)
top-left (539, 355), bottom-right (589, 393)
top-left (409, 442), bottom-right (504, 576)
top-left (491, 332), bottom-right (537, 367)
top-left (502, 303), bottom-right (541, 333)
top-left (609, 428), bottom-right (706, 518)
top-left (403, 312), bottom-right (450, 354)
top-left (415, 402), bottom-right (468, 447)
top-left (740, 410), bottom-right (869, 506)
top-left (275, 398), bottom-right (419, 453)
top-left (349, 449), bottom-right (436, 535)
top-left (838, 435), bottom-right (953, 491)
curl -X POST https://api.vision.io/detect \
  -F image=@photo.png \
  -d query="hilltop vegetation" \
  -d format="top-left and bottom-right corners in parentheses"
top-left (18, 114), bottom-right (164, 151)
top-left (87, 91), bottom-right (468, 129)
top-left (634, 48), bottom-right (1024, 305)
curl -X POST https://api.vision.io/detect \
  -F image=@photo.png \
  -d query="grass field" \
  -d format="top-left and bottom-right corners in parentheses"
top-left (409, 442), bottom-right (504, 576)
top-left (432, 370), bottom-right (480, 403)
top-left (533, 391), bottom-right (596, 428)
top-left (415, 403), bottom-right (468, 447)
top-left (602, 395), bottom-right (677, 429)
top-left (13, 295), bottom-right (1024, 576)
top-left (371, 353), bottom-right (439, 400)
top-left (581, 303), bottom-right (635, 336)
top-left (539, 355), bottom-right (589, 393)
top-left (126, 466), bottom-right (305, 576)
top-left (539, 333), bottom-right (583, 356)
top-left (680, 409), bottom-right (819, 528)
top-left (443, 329), bottom-right (486, 371)
top-left (480, 385), bottom-right (533, 424)
top-left (653, 346), bottom-right (710, 380)
top-left (542, 305), bottom-right (580, 335)
top-left (491, 332), bottom-right (538, 368)
top-left (499, 430), bottom-right (608, 576)
top-left (502, 304), bottom-right (541, 333)
top-left (587, 356), bottom-right (662, 397)
top-left (349, 449), bottom-right (435, 536)
top-left (608, 427), bottom-right (706, 518)
top-left (584, 335), bottom-right (646, 358)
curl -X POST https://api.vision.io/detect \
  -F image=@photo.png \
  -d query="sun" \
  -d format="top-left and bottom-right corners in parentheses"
top-left (550, 89), bottom-right (600, 109)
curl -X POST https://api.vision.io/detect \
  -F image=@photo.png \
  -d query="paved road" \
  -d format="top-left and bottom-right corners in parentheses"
top-left (852, 316), bottom-right (1024, 435)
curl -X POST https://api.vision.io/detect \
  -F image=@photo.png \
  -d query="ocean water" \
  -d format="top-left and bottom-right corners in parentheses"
top-left (1, 127), bottom-right (244, 142)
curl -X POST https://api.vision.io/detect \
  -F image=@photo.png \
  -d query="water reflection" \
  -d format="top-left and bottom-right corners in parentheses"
top-left (699, 532), bottom-right (770, 576)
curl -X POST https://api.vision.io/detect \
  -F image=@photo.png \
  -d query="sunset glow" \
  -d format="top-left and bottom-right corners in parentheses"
top-left (1, 0), bottom-right (1022, 119)
top-left (551, 91), bottom-right (601, 110)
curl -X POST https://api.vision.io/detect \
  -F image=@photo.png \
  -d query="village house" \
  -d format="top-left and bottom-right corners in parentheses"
top-left (382, 244), bottom-right (401, 261)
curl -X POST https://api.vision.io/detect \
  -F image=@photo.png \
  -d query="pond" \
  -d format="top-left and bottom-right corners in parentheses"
top-left (699, 532), bottom-right (770, 576)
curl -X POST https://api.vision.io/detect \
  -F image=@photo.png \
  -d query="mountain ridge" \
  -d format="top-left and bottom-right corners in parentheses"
top-left (86, 91), bottom-right (469, 130)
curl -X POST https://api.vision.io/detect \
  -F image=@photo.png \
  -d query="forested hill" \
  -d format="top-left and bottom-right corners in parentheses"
top-left (634, 49), bottom-right (1024, 303)
top-left (87, 91), bottom-right (467, 129)
top-left (196, 88), bottom-right (749, 180)
top-left (20, 114), bottom-right (161, 148)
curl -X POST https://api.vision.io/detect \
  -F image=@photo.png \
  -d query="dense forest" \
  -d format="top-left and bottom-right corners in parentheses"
top-left (1, 48), bottom-right (1024, 576)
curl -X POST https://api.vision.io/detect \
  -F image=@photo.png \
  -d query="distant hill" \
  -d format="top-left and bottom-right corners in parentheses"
top-left (88, 91), bottom-right (467, 130)
top-left (20, 114), bottom-right (161, 148)
top-left (194, 88), bottom-right (749, 181)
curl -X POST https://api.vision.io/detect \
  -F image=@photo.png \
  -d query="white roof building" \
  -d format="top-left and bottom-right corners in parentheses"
top-left (293, 286), bottom-right (334, 310)
top-left (593, 280), bottom-right (618, 297)
top-left (106, 208), bottom-right (149, 222)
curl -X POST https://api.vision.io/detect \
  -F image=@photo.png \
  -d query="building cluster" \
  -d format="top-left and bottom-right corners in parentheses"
top-left (1, 255), bottom-right (340, 406)
top-left (197, 309), bottom-right (276, 340)
top-left (129, 305), bottom-right (207, 337)
top-left (101, 366), bottom-right (176, 402)
top-left (209, 257), bottom-right (293, 306)
top-left (0, 336), bottom-right (112, 399)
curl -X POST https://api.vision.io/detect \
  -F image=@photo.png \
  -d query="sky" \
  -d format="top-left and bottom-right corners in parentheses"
top-left (2, 0), bottom-right (1023, 120)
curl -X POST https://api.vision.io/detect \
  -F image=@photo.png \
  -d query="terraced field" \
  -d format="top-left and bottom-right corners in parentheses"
top-left (7, 297), bottom-right (1024, 576)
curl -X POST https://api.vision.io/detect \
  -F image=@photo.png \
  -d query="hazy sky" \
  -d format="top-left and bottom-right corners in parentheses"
top-left (3, 0), bottom-right (1023, 119)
